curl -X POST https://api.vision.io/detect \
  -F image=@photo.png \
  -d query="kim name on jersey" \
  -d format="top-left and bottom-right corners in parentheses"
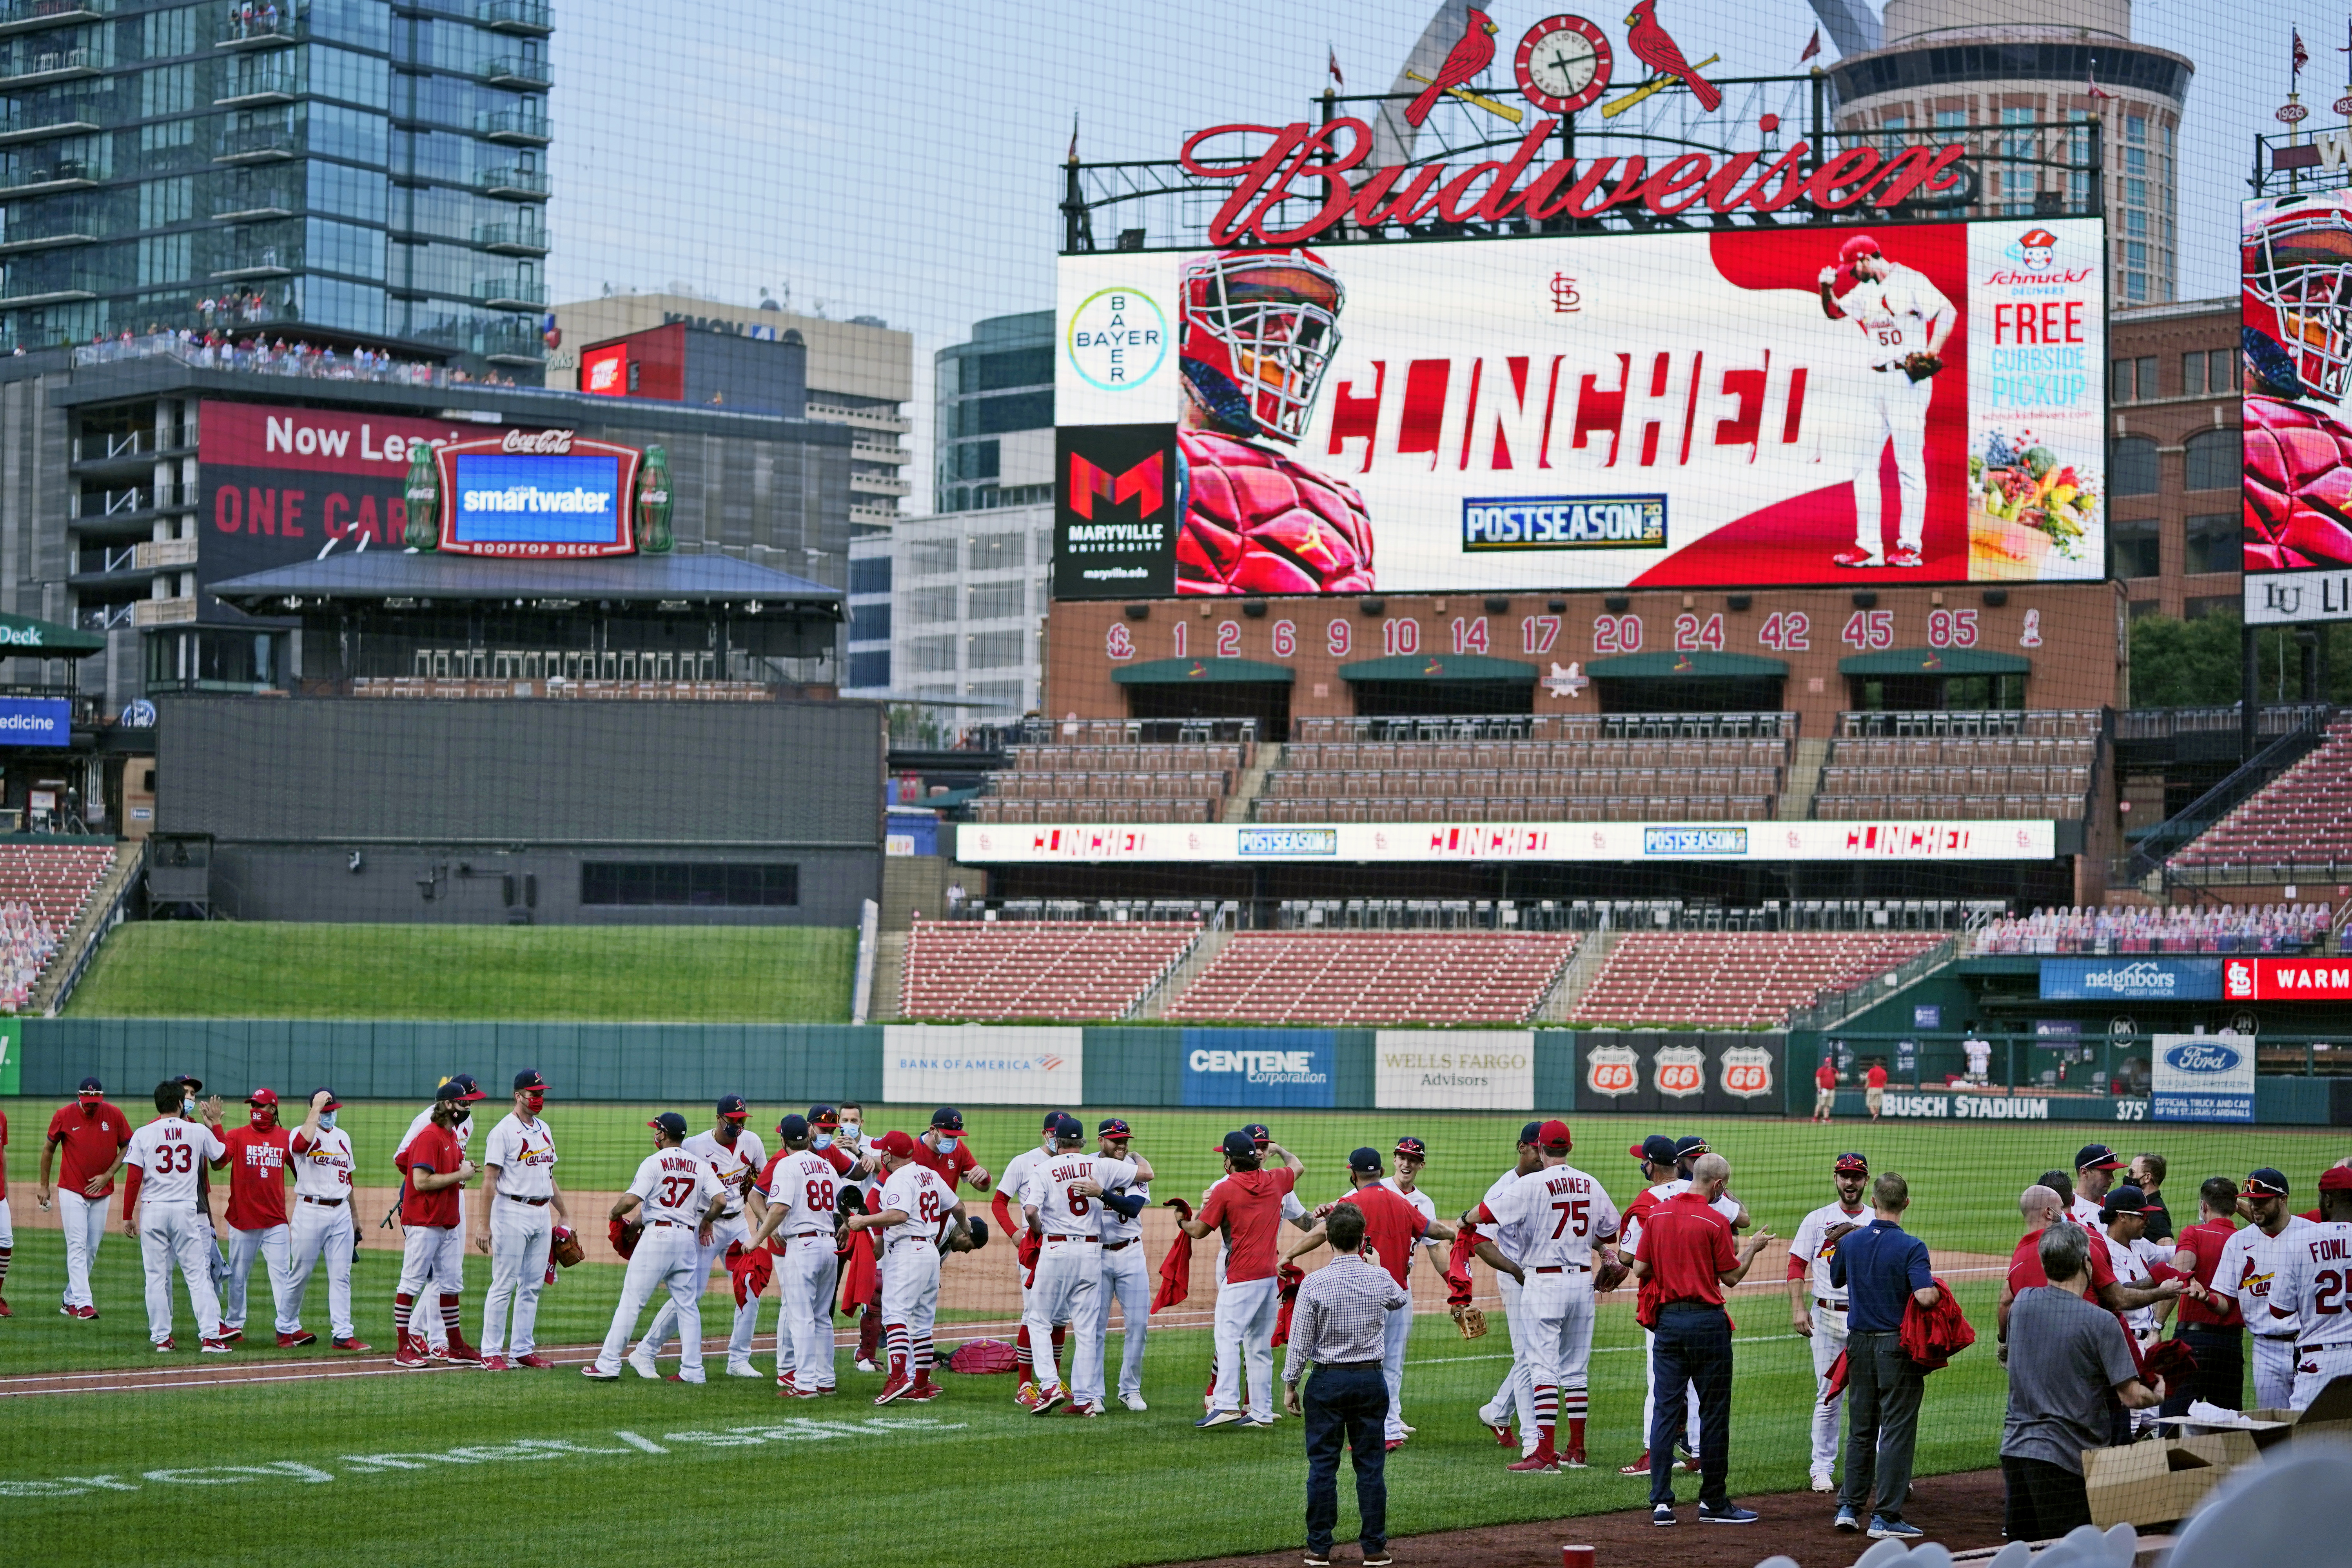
top-left (1463, 495), bottom-right (1666, 551)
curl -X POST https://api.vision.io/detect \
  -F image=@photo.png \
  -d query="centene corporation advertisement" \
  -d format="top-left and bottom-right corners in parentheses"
top-left (958, 818), bottom-right (2055, 864)
top-left (1181, 1029), bottom-right (1334, 1109)
top-left (196, 402), bottom-right (550, 620)
top-left (1054, 217), bottom-right (2103, 597)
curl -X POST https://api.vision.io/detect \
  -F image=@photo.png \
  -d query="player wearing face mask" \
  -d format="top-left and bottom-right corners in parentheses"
top-left (476, 1070), bottom-right (568, 1370)
top-left (824, 1103), bottom-right (890, 1371)
top-left (285, 1088), bottom-right (366, 1350)
top-left (39, 1076), bottom-right (132, 1319)
top-left (213, 1087), bottom-right (302, 1346)
top-left (392, 1076), bottom-right (485, 1365)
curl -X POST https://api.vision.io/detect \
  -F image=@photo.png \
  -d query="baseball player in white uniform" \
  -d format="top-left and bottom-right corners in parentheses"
top-left (848, 1128), bottom-right (972, 1404)
top-left (167, 1073), bottom-right (232, 1308)
top-left (1379, 1135), bottom-right (1450, 1445)
top-left (1819, 233), bottom-right (1952, 571)
top-left (828, 1103), bottom-right (887, 1372)
top-left (750, 1113), bottom-right (857, 1396)
top-left (119, 1080), bottom-right (230, 1352)
top-left (584, 1112), bottom-right (727, 1383)
top-left (1475, 1124), bottom-right (1546, 1456)
top-left (1019, 1112), bottom-right (1147, 1416)
top-left (284, 1088), bottom-right (367, 1350)
top-left (636, 1095), bottom-right (768, 1379)
top-left (2208, 1167), bottom-right (2321, 1410)
top-left (1089, 1116), bottom-right (1154, 1412)
top-left (476, 1070), bottom-right (568, 1371)
top-left (996, 1114), bottom-right (1073, 1406)
top-left (395, 1073), bottom-right (484, 1357)
top-left (2270, 1168), bottom-right (2352, 1408)
top-left (1464, 1118), bottom-right (1618, 1472)
top-left (1788, 1152), bottom-right (1871, 1491)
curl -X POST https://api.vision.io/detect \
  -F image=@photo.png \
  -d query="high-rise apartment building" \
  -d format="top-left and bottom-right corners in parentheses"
top-left (0, 0), bottom-right (553, 368)
top-left (934, 309), bottom-right (1050, 516)
top-left (1828, 0), bottom-right (2191, 305)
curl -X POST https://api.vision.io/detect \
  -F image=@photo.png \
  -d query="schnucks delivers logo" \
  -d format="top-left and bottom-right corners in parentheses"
top-left (2161, 1040), bottom-right (2244, 1076)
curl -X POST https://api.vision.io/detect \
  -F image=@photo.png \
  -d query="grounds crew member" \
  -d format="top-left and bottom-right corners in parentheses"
top-left (1827, 1171), bottom-right (1938, 1543)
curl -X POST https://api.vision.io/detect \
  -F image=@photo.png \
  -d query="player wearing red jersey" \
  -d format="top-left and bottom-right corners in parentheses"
top-left (39, 1077), bottom-right (131, 1319)
top-left (391, 1087), bottom-right (478, 1368)
top-left (213, 1088), bottom-right (302, 1347)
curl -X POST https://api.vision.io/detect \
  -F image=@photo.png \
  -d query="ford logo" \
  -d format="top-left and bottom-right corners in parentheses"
top-left (2162, 1042), bottom-right (2242, 1074)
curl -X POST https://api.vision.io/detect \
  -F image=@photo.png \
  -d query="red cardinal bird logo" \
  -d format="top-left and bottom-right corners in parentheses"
top-left (1405, 8), bottom-right (1501, 126)
top-left (1624, 0), bottom-right (1722, 112)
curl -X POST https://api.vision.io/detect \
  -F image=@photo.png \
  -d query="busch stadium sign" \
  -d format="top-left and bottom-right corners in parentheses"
top-left (1873, 1091), bottom-right (2151, 1123)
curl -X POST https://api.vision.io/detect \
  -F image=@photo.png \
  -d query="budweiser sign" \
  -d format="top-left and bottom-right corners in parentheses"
top-left (502, 427), bottom-right (578, 455)
top-left (1177, 118), bottom-right (1969, 244)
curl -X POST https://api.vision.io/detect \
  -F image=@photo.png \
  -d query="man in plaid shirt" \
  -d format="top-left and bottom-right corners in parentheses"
top-left (1283, 1201), bottom-right (1408, 1568)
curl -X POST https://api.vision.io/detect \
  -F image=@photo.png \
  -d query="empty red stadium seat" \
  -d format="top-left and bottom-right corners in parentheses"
top-left (899, 918), bottom-right (1203, 1021)
top-left (1163, 930), bottom-right (1581, 1025)
top-left (1569, 930), bottom-right (1941, 1028)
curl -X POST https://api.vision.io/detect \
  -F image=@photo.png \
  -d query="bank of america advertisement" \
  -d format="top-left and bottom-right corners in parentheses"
top-left (1055, 219), bottom-right (2104, 597)
top-left (2244, 192), bottom-right (2352, 624)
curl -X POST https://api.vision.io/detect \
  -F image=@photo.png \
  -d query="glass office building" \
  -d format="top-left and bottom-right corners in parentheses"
top-left (0, 0), bottom-right (549, 368)
top-left (933, 309), bottom-right (1050, 515)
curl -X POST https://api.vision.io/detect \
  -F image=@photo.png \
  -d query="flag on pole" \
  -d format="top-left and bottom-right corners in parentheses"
top-left (1327, 45), bottom-right (1344, 88)
top-left (2295, 27), bottom-right (2310, 81)
top-left (1799, 26), bottom-right (1820, 63)
top-left (1067, 112), bottom-right (1079, 163)
top-left (2086, 57), bottom-right (2113, 100)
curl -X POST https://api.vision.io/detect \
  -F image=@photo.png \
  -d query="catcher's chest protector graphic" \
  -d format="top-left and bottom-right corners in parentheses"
top-left (1177, 426), bottom-right (1374, 594)
top-left (2245, 393), bottom-right (2352, 570)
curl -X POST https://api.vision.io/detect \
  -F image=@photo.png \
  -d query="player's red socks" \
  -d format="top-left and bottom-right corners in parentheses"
top-left (440, 1294), bottom-right (479, 1361)
top-left (1050, 1323), bottom-right (1066, 1381)
top-left (857, 1308), bottom-right (882, 1364)
top-left (1568, 1417), bottom-right (1588, 1452)
top-left (392, 1290), bottom-right (414, 1338)
top-left (1016, 1323), bottom-right (1033, 1377)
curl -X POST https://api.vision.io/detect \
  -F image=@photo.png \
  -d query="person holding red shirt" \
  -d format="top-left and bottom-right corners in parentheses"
top-left (1864, 1061), bottom-right (1889, 1121)
top-left (213, 1087), bottom-right (301, 1347)
top-left (1996, 1181), bottom-right (2179, 1348)
top-left (1177, 1128), bottom-right (1304, 1428)
top-left (391, 1088), bottom-right (477, 1368)
top-left (38, 1076), bottom-right (131, 1319)
top-left (2161, 1176), bottom-right (2247, 1414)
top-left (1630, 1152), bottom-right (1775, 1526)
top-left (1284, 1148), bottom-right (1453, 1453)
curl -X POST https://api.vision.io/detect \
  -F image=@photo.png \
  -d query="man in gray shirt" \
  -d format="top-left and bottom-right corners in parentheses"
top-left (1283, 1201), bottom-right (1408, 1568)
top-left (2001, 1223), bottom-right (2161, 1540)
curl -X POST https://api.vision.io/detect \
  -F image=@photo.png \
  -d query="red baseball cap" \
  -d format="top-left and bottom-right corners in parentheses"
top-left (1835, 1152), bottom-right (1868, 1175)
top-left (875, 1129), bottom-right (917, 1158)
top-left (1536, 1118), bottom-right (1572, 1151)
top-left (1839, 234), bottom-right (1882, 265)
top-left (2320, 1166), bottom-right (2352, 1193)
top-left (246, 1088), bottom-right (279, 1108)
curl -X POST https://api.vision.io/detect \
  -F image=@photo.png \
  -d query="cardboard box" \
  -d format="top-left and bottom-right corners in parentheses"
top-left (2245, 1371), bottom-right (2352, 1446)
top-left (2084, 1432), bottom-right (2252, 1528)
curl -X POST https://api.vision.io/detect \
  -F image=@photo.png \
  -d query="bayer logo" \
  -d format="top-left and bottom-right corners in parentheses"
top-left (1066, 287), bottom-right (1167, 392)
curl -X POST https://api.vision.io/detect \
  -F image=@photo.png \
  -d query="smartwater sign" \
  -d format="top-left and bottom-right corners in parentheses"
top-left (1374, 1029), bottom-right (1532, 1110)
top-left (0, 698), bottom-right (69, 747)
top-left (2040, 958), bottom-right (2223, 1002)
top-left (881, 1024), bottom-right (1083, 1107)
top-left (2150, 1034), bottom-right (2255, 1123)
top-left (1181, 1028), bottom-right (1334, 1109)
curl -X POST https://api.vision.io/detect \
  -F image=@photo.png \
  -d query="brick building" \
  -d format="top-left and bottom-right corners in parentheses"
top-left (2106, 297), bottom-right (2240, 620)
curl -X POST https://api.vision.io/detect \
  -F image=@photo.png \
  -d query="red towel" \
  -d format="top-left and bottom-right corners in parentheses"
top-left (1899, 1278), bottom-right (1977, 1373)
top-left (836, 1229), bottom-right (878, 1317)
top-left (1822, 1346), bottom-right (1850, 1403)
top-left (1272, 1261), bottom-right (1307, 1347)
top-left (1153, 1197), bottom-right (1195, 1313)
top-left (725, 1241), bottom-right (773, 1308)
top-left (1445, 1223), bottom-right (1479, 1307)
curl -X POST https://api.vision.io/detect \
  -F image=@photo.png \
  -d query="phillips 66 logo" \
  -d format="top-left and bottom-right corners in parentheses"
top-left (1654, 1044), bottom-right (1705, 1099)
top-left (1585, 1044), bottom-right (1637, 1096)
top-left (1720, 1046), bottom-right (1774, 1100)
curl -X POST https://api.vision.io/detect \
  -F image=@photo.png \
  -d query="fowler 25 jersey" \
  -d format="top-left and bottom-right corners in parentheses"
top-left (2267, 1221), bottom-right (2352, 1345)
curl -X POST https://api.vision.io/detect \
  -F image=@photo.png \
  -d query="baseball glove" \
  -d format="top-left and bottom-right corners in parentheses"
top-left (1902, 351), bottom-right (1942, 383)
top-left (550, 1227), bottom-right (585, 1269)
top-left (608, 1216), bottom-right (642, 1260)
top-left (1592, 1257), bottom-right (1631, 1294)
top-left (1451, 1304), bottom-right (1489, 1341)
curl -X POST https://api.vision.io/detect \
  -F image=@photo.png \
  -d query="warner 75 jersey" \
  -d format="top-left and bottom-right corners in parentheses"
top-left (1488, 1163), bottom-right (1619, 1270)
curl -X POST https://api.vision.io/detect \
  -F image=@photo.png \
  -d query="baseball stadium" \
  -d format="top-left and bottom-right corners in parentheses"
top-left (0, 1), bottom-right (2345, 1566)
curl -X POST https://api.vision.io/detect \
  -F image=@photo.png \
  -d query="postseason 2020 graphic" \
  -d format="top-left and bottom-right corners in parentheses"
top-left (1054, 219), bottom-right (2104, 597)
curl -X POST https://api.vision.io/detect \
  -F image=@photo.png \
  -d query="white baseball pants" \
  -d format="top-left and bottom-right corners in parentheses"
top-left (1850, 367), bottom-right (1932, 559)
top-left (1382, 1294), bottom-right (1414, 1440)
top-left (140, 1202), bottom-right (225, 1345)
top-left (2254, 1334), bottom-right (2299, 1411)
top-left (1641, 1325), bottom-right (1704, 1454)
top-left (1213, 1274), bottom-right (1281, 1421)
top-left (481, 1198), bottom-right (553, 1359)
top-left (595, 1222), bottom-right (705, 1380)
top-left (58, 1189), bottom-right (107, 1310)
top-left (397, 1224), bottom-right (464, 1301)
top-left (1483, 1272), bottom-right (1539, 1453)
top-left (1518, 1269), bottom-right (1597, 1438)
top-left (0, 1194), bottom-right (12, 1250)
top-left (880, 1236), bottom-right (942, 1346)
top-left (2293, 1342), bottom-right (2352, 1410)
top-left (1025, 1240), bottom-right (1102, 1403)
top-left (1089, 1240), bottom-right (1152, 1401)
top-left (285, 1199), bottom-right (356, 1340)
top-left (417, 1191), bottom-right (465, 1347)
top-left (1809, 1300), bottom-right (1852, 1475)
top-left (645, 1210), bottom-right (758, 1372)
top-left (773, 1232), bottom-right (837, 1390)
top-left (221, 1221), bottom-right (297, 1334)
top-left (194, 1209), bottom-right (229, 1294)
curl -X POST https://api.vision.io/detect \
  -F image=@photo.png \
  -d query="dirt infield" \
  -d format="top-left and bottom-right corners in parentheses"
top-left (1163, 1467), bottom-right (2016, 1568)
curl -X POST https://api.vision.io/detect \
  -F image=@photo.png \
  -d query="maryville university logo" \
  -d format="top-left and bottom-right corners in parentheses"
top-left (1585, 1043), bottom-right (1638, 1097)
top-left (1653, 1044), bottom-right (1705, 1099)
top-left (503, 427), bottom-right (577, 455)
top-left (1068, 451), bottom-right (1165, 519)
top-left (1720, 1046), bottom-right (1774, 1100)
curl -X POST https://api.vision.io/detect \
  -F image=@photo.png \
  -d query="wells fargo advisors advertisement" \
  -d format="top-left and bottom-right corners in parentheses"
top-left (2243, 192), bottom-right (2352, 624)
top-left (1054, 218), bottom-right (2105, 597)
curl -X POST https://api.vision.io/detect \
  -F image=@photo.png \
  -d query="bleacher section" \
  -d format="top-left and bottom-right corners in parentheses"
top-left (898, 917), bottom-right (1202, 1020)
top-left (1164, 930), bottom-right (1581, 1024)
top-left (1973, 903), bottom-right (2330, 955)
top-left (1257, 714), bottom-right (1790, 824)
top-left (0, 844), bottom-right (117, 1013)
top-left (1812, 709), bottom-right (2100, 822)
top-left (967, 741), bottom-right (1247, 826)
top-left (2170, 719), bottom-right (2352, 871)
top-left (1570, 930), bottom-right (1943, 1027)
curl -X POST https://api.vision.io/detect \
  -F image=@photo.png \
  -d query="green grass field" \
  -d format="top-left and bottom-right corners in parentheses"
top-left (62, 923), bottom-right (857, 1021)
top-left (0, 1103), bottom-right (2318, 1568)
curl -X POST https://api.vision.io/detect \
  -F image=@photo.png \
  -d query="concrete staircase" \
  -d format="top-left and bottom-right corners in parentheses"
top-left (869, 931), bottom-right (907, 1024)
top-left (1778, 737), bottom-right (1831, 821)
top-left (1222, 742), bottom-right (1283, 823)
top-left (1136, 922), bottom-right (1234, 1017)
top-left (1536, 926), bottom-right (1619, 1022)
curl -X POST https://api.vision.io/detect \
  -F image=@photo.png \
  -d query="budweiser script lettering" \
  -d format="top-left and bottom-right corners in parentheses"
top-left (1178, 119), bottom-right (1970, 245)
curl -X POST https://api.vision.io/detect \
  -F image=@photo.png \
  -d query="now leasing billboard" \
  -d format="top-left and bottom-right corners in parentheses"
top-left (1056, 218), bottom-right (2103, 597)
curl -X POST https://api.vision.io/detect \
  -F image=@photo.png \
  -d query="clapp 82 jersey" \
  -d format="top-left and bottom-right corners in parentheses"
top-left (878, 1162), bottom-right (956, 1246)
